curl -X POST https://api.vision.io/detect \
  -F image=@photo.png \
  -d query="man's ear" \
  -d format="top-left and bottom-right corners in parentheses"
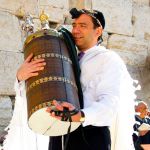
top-left (96, 27), bottom-right (103, 37)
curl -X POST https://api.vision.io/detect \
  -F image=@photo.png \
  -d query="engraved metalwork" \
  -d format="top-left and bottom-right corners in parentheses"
top-left (29, 101), bottom-right (53, 116)
top-left (24, 30), bottom-right (59, 46)
top-left (27, 76), bottom-right (77, 91)
top-left (22, 14), bottom-right (34, 36)
top-left (32, 53), bottom-right (72, 64)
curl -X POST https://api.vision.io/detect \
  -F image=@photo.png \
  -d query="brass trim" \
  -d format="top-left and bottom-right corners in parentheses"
top-left (32, 53), bottom-right (72, 64)
top-left (29, 101), bottom-right (53, 116)
top-left (27, 76), bottom-right (77, 91)
top-left (24, 29), bottom-right (60, 46)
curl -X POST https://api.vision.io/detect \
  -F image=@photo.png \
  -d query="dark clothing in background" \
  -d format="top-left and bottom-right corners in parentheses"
top-left (133, 115), bottom-right (150, 150)
top-left (49, 125), bottom-right (111, 150)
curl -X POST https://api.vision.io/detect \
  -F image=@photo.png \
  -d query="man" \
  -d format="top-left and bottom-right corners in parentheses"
top-left (48, 8), bottom-right (136, 150)
top-left (3, 8), bottom-right (135, 150)
top-left (133, 101), bottom-right (150, 150)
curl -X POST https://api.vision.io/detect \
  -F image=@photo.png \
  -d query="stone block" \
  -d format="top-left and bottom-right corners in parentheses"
top-left (92, 0), bottom-right (133, 36)
top-left (136, 67), bottom-right (150, 103)
top-left (38, 0), bottom-right (69, 23)
top-left (0, 96), bottom-right (12, 110)
top-left (39, 0), bottom-right (69, 9)
top-left (0, 51), bottom-right (24, 95)
top-left (0, 11), bottom-right (22, 52)
top-left (147, 44), bottom-right (150, 68)
top-left (84, 0), bottom-right (92, 10)
top-left (0, 119), bottom-right (11, 127)
top-left (0, 96), bottom-right (12, 130)
top-left (0, 0), bottom-right (38, 16)
top-left (148, 42), bottom-right (150, 55)
top-left (38, 6), bottom-right (68, 23)
top-left (69, 0), bottom-right (84, 9)
top-left (146, 56), bottom-right (150, 69)
top-left (126, 65), bottom-right (141, 81)
top-left (133, 0), bottom-right (150, 6)
top-left (0, 126), bottom-right (6, 135)
top-left (108, 34), bottom-right (148, 52)
top-left (108, 34), bottom-right (148, 66)
top-left (111, 49), bottom-right (147, 67)
top-left (69, 0), bottom-right (92, 10)
top-left (125, 66), bottom-right (150, 105)
top-left (101, 31), bottom-right (109, 48)
top-left (0, 109), bottom-right (12, 119)
top-left (133, 4), bottom-right (150, 40)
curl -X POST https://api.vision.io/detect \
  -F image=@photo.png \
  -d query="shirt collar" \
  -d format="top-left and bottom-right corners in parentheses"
top-left (80, 45), bottom-right (106, 55)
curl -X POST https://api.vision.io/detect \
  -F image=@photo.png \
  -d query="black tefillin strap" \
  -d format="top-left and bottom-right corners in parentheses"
top-left (50, 107), bottom-right (79, 122)
top-left (50, 107), bottom-right (80, 150)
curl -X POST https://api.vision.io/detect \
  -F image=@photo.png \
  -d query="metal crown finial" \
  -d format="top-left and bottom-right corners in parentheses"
top-left (39, 10), bottom-right (50, 30)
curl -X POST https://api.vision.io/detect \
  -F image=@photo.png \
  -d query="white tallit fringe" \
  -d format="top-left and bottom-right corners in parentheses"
top-left (2, 80), bottom-right (49, 150)
top-left (110, 71), bottom-right (136, 150)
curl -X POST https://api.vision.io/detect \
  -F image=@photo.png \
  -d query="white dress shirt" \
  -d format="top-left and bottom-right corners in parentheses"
top-left (80, 45), bottom-right (136, 150)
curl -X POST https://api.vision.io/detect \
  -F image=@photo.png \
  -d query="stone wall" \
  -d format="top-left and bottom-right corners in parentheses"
top-left (0, 0), bottom-right (150, 133)
top-left (0, 0), bottom-right (69, 134)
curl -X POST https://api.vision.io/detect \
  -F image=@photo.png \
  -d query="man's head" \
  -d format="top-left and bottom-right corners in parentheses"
top-left (69, 8), bottom-right (105, 51)
top-left (135, 101), bottom-right (148, 118)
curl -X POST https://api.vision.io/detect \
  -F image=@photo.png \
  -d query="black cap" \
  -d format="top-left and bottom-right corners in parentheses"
top-left (69, 8), bottom-right (105, 29)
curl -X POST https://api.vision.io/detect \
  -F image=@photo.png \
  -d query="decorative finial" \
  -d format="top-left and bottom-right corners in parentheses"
top-left (39, 11), bottom-right (50, 30)
top-left (39, 10), bottom-right (49, 22)
top-left (22, 14), bottom-right (34, 37)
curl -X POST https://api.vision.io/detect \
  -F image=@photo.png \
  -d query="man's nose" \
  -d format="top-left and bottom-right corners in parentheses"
top-left (72, 27), bottom-right (80, 34)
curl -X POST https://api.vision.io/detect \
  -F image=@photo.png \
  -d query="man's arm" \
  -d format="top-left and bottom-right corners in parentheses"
top-left (15, 53), bottom-right (46, 97)
top-left (17, 53), bottom-right (46, 82)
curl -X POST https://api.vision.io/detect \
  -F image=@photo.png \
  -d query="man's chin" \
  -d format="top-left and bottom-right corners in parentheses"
top-left (76, 45), bottom-right (83, 51)
top-left (75, 41), bottom-right (82, 47)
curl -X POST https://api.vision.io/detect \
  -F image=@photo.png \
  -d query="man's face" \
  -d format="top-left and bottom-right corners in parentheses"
top-left (139, 103), bottom-right (148, 117)
top-left (71, 14), bottom-right (102, 51)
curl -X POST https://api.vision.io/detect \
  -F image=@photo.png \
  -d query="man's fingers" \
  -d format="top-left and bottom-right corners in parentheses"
top-left (52, 100), bottom-right (75, 111)
top-left (29, 72), bottom-right (39, 77)
top-left (25, 53), bottom-right (33, 63)
top-left (52, 100), bottom-right (63, 111)
top-left (32, 62), bottom-right (46, 68)
top-left (31, 66), bottom-right (44, 72)
top-left (61, 102), bottom-right (75, 110)
top-left (30, 64), bottom-right (45, 71)
top-left (30, 59), bottom-right (45, 65)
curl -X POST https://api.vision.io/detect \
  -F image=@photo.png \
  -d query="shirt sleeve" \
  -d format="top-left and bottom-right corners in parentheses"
top-left (14, 78), bottom-right (26, 98)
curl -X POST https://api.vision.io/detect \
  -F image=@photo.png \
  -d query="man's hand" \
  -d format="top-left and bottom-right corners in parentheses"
top-left (46, 100), bottom-right (82, 122)
top-left (17, 53), bottom-right (46, 81)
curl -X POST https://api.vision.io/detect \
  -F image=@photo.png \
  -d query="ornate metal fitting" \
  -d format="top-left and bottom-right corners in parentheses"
top-left (22, 14), bottom-right (34, 36)
top-left (39, 11), bottom-right (50, 30)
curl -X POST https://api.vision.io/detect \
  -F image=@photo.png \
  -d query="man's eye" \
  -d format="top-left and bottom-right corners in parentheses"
top-left (81, 25), bottom-right (86, 28)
